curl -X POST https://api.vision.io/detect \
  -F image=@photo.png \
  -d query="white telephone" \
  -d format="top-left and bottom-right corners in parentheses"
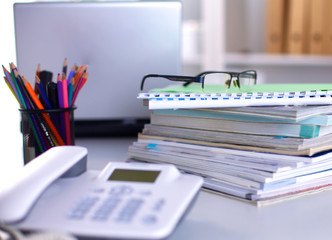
top-left (0, 146), bottom-right (203, 240)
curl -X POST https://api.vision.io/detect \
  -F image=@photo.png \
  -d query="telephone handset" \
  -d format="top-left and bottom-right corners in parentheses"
top-left (0, 146), bottom-right (203, 240)
top-left (0, 146), bottom-right (87, 223)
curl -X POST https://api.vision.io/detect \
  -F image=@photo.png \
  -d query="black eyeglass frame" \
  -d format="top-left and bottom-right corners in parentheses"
top-left (140, 70), bottom-right (257, 91)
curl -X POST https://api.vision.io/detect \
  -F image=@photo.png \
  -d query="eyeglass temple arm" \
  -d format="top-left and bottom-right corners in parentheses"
top-left (141, 74), bottom-right (159, 90)
top-left (183, 75), bottom-right (205, 87)
top-left (182, 82), bottom-right (191, 87)
top-left (140, 74), bottom-right (199, 90)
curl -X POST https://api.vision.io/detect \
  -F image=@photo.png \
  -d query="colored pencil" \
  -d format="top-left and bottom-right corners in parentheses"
top-left (68, 78), bottom-right (74, 107)
top-left (80, 72), bottom-right (89, 91)
top-left (73, 65), bottom-right (84, 89)
top-left (72, 70), bottom-right (85, 105)
top-left (57, 74), bottom-right (66, 142)
top-left (12, 64), bottom-right (53, 152)
top-left (3, 65), bottom-right (44, 152)
top-left (57, 74), bottom-right (64, 108)
top-left (35, 64), bottom-right (41, 93)
top-left (62, 77), bottom-right (72, 145)
top-left (24, 76), bottom-right (65, 146)
top-left (2, 60), bottom-right (89, 153)
top-left (23, 112), bottom-right (45, 153)
top-left (3, 76), bottom-right (22, 107)
top-left (62, 58), bottom-right (68, 80)
top-left (36, 64), bottom-right (41, 78)
top-left (23, 77), bottom-right (44, 108)
top-left (71, 71), bottom-right (88, 106)
top-left (62, 78), bottom-right (69, 108)
top-left (67, 64), bottom-right (76, 86)
top-left (35, 75), bottom-right (52, 109)
top-left (17, 75), bottom-right (48, 152)
top-left (11, 66), bottom-right (37, 110)
top-left (20, 75), bottom-right (54, 150)
top-left (2, 66), bottom-right (23, 107)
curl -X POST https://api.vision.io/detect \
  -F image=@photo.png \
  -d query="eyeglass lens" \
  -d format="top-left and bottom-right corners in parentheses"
top-left (238, 70), bottom-right (256, 91)
top-left (203, 73), bottom-right (232, 87)
top-left (203, 71), bottom-right (256, 91)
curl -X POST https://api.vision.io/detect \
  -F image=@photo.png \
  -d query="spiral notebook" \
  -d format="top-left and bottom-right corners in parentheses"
top-left (138, 83), bottom-right (332, 110)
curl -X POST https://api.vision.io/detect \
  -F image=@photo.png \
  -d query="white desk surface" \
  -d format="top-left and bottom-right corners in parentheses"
top-left (76, 137), bottom-right (332, 240)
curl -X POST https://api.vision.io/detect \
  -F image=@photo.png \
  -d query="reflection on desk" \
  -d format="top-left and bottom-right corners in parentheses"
top-left (76, 137), bottom-right (332, 240)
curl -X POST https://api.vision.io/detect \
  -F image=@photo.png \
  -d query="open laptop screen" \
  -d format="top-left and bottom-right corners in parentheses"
top-left (14, 1), bottom-right (181, 135)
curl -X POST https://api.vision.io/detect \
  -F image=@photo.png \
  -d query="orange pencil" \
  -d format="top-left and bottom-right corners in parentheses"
top-left (80, 72), bottom-right (89, 90)
top-left (23, 77), bottom-right (44, 109)
top-left (74, 65), bottom-right (84, 89)
top-left (23, 76), bottom-right (65, 146)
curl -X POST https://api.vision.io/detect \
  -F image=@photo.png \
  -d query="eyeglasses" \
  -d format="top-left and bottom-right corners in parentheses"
top-left (140, 70), bottom-right (257, 92)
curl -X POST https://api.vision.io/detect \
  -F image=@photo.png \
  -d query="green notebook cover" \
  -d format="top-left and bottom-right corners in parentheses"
top-left (151, 83), bottom-right (332, 94)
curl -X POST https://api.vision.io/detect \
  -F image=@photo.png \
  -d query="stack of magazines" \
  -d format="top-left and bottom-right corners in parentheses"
top-left (128, 84), bottom-right (332, 206)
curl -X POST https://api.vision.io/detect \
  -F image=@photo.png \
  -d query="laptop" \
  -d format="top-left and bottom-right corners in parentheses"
top-left (14, 1), bottom-right (181, 136)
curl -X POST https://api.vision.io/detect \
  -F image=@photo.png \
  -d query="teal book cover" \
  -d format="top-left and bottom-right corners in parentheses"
top-left (153, 109), bottom-right (332, 126)
top-left (150, 112), bottom-right (331, 138)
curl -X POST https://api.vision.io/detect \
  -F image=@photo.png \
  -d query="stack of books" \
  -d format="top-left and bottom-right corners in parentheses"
top-left (128, 84), bottom-right (332, 206)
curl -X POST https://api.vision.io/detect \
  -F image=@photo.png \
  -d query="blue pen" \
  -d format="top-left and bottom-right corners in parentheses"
top-left (35, 75), bottom-right (52, 109)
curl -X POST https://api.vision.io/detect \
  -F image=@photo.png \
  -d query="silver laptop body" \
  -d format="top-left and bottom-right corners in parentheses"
top-left (14, 1), bottom-right (181, 125)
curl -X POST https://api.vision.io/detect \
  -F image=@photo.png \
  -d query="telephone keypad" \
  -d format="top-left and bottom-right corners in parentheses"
top-left (142, 214), bottom-right (158, 224)
top-left (67, 185), bottom-right (161, 225)
top-left (116, 198), bottom-right (143, 222)
top-left (109, 185), bottom-right (133, 195)
top-left (68, 196), bottom-right (99, 219)
top-left (92, 198), bottom-right (121, 221)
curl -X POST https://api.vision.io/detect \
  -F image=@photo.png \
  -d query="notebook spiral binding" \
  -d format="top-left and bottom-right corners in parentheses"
top-left (138, 90), bottom-right (332, 109)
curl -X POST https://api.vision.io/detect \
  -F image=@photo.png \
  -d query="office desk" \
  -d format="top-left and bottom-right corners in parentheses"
top-left (76, 137), bottom-right (332, 240)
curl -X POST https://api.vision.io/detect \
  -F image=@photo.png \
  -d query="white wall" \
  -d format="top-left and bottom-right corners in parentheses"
top-left (0, 0), bottom-right (30, 184)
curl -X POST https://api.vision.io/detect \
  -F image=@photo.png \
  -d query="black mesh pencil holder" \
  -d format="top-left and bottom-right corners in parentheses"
top-left (20, 107), bottom-right (76, 164)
